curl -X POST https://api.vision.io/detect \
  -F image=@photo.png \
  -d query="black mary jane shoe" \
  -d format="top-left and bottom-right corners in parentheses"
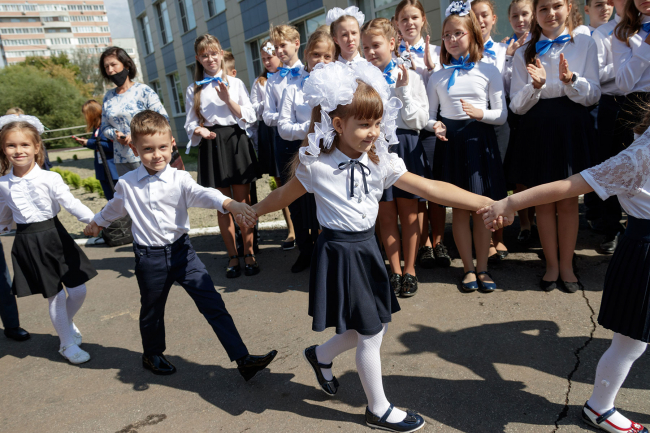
top-left (433, 242), bottom-right (452, 268)
top-left (236, 350), bottom-right (278, 381)
top-left (561, 279), bottom-right (583, 294)
top-left (365, 404), bottom-right (425, 433)
top-left (226, 255), bottom-right (241, 279)
top-left (517, 229), bottom-right (532, 243)
top-left (303, 345), bottom-right (339, 396)
top-left (477, 271), bottom-right (497, 293)
top-left (143, 354), bottom-right (177, 375)
top-left (582, 402), bottom-right (649, 433)
top-left (539, 278), bottom-right (558, 292)
top-left (244, 253), bottom-right (260, 276)
top-left (4, 326), bottom-right (30, 341)
top-left (281, 238), bottom-right (296, 251)
top-left (400, 273), bottom-right (418, 297)
top-left (389, 273), bottom-right (402, 296)
top-left (460, 270), bottom-right (479, 292)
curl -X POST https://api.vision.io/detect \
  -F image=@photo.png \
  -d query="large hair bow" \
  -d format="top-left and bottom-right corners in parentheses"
top-left (445, 0), bottom-right (472, 17)
top-left (326, 6), bottom-right (365, 27)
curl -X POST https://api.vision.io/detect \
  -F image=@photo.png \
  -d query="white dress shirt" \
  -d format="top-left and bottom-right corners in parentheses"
top-left (574, 25), bottom-right (593, 37)
top-left (184, 73), bottom-right (256, 149)
top-left (593, 15), bottom-right (623, 96)
top-left (398, 38), bottom-right (442, 86)
top-left (581, 128), bottom-right (650, 219)
top-left (277, 82), bottom-right (311, 141)
top-left (338, 52), bottom-right (363, 65)
top-left (510, 29), bottom-right (601, 115)
top-left (250, 78), bottom-right (266, 120)
top-left (262, 60), bottom-right (305, 127)
top-left (612, 15), bottom-right (650, 93)
top-left (481, 37), bottom-right (508, 74)
top-left (425, 60), bottom-right (507, 130)
top-left (0, 164), bottom-right (94, 229)
top-left (383, 64), bottom-right (429, 131)
top-left (295, 147), bottom-right (407, 231)
top-left (503, 34), bottom-right (532, 97)
top-left (94, 164), bottom-right (229, 246)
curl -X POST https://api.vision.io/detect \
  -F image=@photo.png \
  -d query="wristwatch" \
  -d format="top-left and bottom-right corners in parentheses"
top-left (571, 73), bottom-right (577, 83)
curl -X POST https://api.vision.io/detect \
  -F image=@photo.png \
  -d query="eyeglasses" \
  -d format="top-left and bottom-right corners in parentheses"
top-left (442, 31), bottom-right (468, 42)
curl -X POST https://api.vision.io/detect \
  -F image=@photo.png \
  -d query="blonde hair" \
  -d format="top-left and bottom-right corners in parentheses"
top-left (0, 121), bottom-right (45, 175)
top-left (193, 34), bottom-right (229, 126)
top-left (130, 110), bottom-right (172, 145)
top-left (5, 107), bottom-right (24, 115)
top-left (440, 12), bottom-right (485, 65)
top-left (303, 30), bottom-right (336, 71)
top-left (361, 18), bottom-right (398, 56)
top-left (330, 15), bottom-right (360, 59)
top-left (269, 24), bottom-right (300, 45)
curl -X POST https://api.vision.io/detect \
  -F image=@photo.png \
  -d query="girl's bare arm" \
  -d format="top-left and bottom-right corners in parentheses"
top-left (253, 176), bottom-right (307, 216)
top-left (394, 172), bottom-right (493, 211)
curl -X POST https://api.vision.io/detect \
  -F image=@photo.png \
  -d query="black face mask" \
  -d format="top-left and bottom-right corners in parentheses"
top-left (109, 68), bottom-right (129, 86)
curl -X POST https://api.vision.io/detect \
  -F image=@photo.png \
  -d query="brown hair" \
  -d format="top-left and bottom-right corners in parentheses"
top-left (82, 100), bottom-right (102, 132)
top-left (472, 0), bottom-right (499, 34)
top-left (0, 121), bottom-right (45, 175)
top-left (269, 24), bottom-right (300, 45)
top-left (223, 50), bottom-right (235, 73)
top-left (99, 46), bottom-right (137, 81)
top-left (130, 110), bottom-right (172, 145)
top-left (256, 39), bottom-right (274, 87)
top-left (615, 0), bottom-right (644, 45)
top-left (524, 0), bottom-right (574, 64)
top-left (394, 0), bottom-right (431, 38)
top-left (192, 34), bottom-right (229, 126)
top-left (361, 18), bottom-right (399, 56)
top-left (5, 107), bottom-right (24, 115)
top-left (508, 0), bottom-right (533, 15)
top-left (440, 12), bottom-right (485, 65)
top-left (330, 15), bottom-right (361, 59)
top-left (303, 30), bottom-right (336, 72)
top-left (569, 0), bottom-right (583, 27)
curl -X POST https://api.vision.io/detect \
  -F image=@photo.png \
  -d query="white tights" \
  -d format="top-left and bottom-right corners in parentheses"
top-left (315, 324), bottom-right (407, 423)
top-left (587, 333), bottom-right (648, 428)
top-left (47, 284), bottom-right (86, 357)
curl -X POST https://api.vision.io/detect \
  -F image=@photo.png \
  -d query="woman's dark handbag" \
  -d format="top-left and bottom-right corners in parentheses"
top-left (96, 139), bottom-right (134, 247)
top-left (170, 144), bottom-right (185, 170)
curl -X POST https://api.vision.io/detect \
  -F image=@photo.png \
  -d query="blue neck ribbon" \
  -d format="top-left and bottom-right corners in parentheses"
top-left (507, 34), bottom-right (518, 45)
top-left (484, 40), bottom-right (496, 57)
top-left (535, 34), bottom-right (571, 56)
top-left (443, 55), bottom-right (475, 90)
top-left (642, 22), bottom-right (650, 33)
top-left (195, 76), bottom-right (227, 87)
top-left (399, 43), bottom-right (424, 54)
top-left (383, 60), bottom-right (396, 85)
top-left (277, 66), bottom-right (302, 78)
top-left (266, 71), bottom-right (275, 78)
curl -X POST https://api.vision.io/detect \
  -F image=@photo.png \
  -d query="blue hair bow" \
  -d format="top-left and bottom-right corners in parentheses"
top-left (535, 34), bottom-right (571, 56)
top-left (443, 55), bottom-right (474, 90)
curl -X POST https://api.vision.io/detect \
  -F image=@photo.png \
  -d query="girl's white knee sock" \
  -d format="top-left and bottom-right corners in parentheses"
top-left (315, 329), bottom-right (358, 380)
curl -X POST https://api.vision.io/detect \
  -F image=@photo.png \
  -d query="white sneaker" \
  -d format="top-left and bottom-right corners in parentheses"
top-left (583, 402), bottom-right (648, 433)
top-left (59, 344), bottom-right (90, 365)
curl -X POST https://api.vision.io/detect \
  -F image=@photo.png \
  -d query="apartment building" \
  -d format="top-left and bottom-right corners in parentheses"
top-left (0, 0), bottom-right (111, 67)
top-left (128, 0), bottom-right (443, 142)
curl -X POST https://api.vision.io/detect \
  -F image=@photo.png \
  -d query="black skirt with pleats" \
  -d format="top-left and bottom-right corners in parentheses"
top-left (12, 217), bottom-right (97, 298)
top-left (432, 117), bottom-right (507, 201)
top-left (197, 124), bottom-right (259, 188)
top-left (309, 226), bottom-right (400, 335)
top-left (506, 96), bottom-right (594, 188)
top-left (257, 122), bottom-right (280, 177)
top-left (381, 129), bottom-right (428, 201)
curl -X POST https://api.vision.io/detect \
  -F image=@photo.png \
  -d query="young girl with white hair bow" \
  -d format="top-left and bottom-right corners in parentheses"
top-left (251, 61), bottom-right (493, 432)
top-left (326, 6), bottom-right (365, 65)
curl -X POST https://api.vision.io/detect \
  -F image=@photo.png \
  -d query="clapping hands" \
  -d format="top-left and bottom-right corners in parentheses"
top-left (527, 58), bottom-right (546, 89)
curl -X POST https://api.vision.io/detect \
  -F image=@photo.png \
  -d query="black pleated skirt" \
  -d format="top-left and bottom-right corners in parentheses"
top-left (381, 129), bottom-right (427, 201)
top-left (197, 124), bottom-right (259, 188)
top-left (432, 117), bottom-right (507, 201)
top-left (502, 103), bottom-right (521, 190)
top-left (419, 129), bottom-right (435, 179)
top-left (599, 216), bottom-right (650, 342)
top-left (11, 217), bottom-right (97, 298)
top-left (506, 96), bottom-right (594, 188)
top-left (257, 122), bottom-right (280, 177)
top-left (309, 226), bottom-right (400, 335)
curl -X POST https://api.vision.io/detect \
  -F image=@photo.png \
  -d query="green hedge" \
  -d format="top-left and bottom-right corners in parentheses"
top-left (51, 167), bottom-right (104, 198)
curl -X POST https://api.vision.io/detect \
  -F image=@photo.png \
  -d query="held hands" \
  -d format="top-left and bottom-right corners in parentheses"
top-left (224, 199), bottom-right (258, 228)
top-left (460, 99), bottom-right (484, 120)
top-left (527, 58), bottom-right (546, 89)
top-left (506, 32), bottom-right (529, 57)
top-left (433, 121), bottom-right (448, 141)
top-left (559, 53), bottom-right (573, 85)
top-left (477, 198), bottom-right (515, 232)
top-left (194, 126), bottom-right (217, 140)
top-left (84, 221), bottom-right (101, 237)
top-left (396, 64), bottom-right (410, 88)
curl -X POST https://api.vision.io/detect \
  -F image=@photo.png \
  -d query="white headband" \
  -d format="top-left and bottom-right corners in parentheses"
top-left (0, 114), bottom-right (45, 135)
top-left (445, 0), bottom-right (473, 17)
top-left (326, 6), bottom-right (365, 28)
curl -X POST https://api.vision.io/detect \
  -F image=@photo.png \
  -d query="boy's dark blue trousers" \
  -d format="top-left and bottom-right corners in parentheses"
top-left (133, 234), bottom-right (249, 361)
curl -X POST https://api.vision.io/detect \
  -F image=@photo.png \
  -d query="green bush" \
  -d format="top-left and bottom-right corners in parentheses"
top-left (56, 156), bottom-right (62, 164)
top-left (68, 173), bottom-right (81, 189)
top-left (82, 177), bottom-right (102, 196)
top-left (72, 154), bottom-right (78, 161)
top-left (269, 177), bottom-right (278, 191)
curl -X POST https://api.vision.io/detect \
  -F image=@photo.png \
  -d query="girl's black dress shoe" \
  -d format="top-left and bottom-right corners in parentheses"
top-left (400, 273), bottom-right (418, 297)
top-left (389, 273), bottom-right (402, 296)
top-left (365, 405), bottom-right (425, 432)
top-left (303, 345), bottom-right (339, 396)
top-left (226, 255), bottom-right (241, 278)
top-left (539, 278), bottom-right (557, 292)
top-left (244, 253), bottom-right (260, 276)
top-left (561, 280), bottom-right (583, 293)
top-left (236, 350), bottom-right (278, 381)
top-left (142, 354), bottom-right (176, 375)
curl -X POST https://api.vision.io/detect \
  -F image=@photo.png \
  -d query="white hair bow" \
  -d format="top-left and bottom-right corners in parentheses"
top-left (445, 0), bottom-right (473, 17)
top-left (0, 114), bottom-right (45, 134)
top-left (262, 42), bottom-right (275, 56)
top-left (326, 6), bottom-right (365, 28)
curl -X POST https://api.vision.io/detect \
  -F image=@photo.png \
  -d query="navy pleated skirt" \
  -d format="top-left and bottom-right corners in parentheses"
top-left (257, 122), bottom-right (280, 177)
top-left (309, 226), bottom-right (400, 335)
top-left (12, 217), bottom-right (97, 298)
top-left (419, 129), bottom-right (435, 179)
top-left (599, 216), bottom-right (650, 342)
top-left (432, 117), bottom-right (507, 201)
top-left (506, 96), bottom-right (593, 188)
top-left (381, 129), bottom-right (428, 201)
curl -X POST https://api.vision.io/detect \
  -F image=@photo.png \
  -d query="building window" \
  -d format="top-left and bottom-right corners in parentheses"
top-left (156, 1), bottom-right (173, 45)
top-left (294, 13), bottom-right (326, 61)
top-left (206, 0), bottom-right (225, 17)
top-left (167, 72), bottom-right (185, 115)
top-left (151, 80), bottom-right (164, 104)
top-left (372, 0), bottom-right (399, 19)
top-left (249, 37), bottom-right (268, 78)
top-left (187, 63), bottom-right (196, 83)
top-left (177, 0), bottom-right (196, 33)
top-left (139, 15), bottom-right (154, 55)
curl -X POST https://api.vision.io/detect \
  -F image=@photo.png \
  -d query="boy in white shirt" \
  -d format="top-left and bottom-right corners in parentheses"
top-left (85, 110), bottom-right (277, 379)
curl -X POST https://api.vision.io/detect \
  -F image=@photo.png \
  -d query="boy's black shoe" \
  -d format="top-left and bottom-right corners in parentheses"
top-left (4, 326), bottom-right (30, 341)
top-left (416, 246), bottom-right (436, 269)
top-left (143, 354), bottom-right (176, 375)
top-left (236, 350), bottom-right (278, 381)
top-left (598, 233), bottom-right (619, 255)
top-left (291, 252), bottom-right (312, 273)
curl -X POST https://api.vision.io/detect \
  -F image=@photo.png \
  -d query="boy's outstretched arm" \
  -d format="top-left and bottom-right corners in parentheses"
top-left (253, 176), bottom-right (307, 216)
top-left (394, 172), bottom-right (493, 211)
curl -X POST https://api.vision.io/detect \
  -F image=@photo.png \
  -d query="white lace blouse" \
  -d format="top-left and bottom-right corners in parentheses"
top-left (581, 130), bottom-right (650, 219)
top-left (295, 147), bottom-right (407, 231)
top-left (0, 164), bottom-right (94, 229)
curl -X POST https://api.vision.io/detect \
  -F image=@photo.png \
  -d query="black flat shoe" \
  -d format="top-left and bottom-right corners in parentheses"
top-left (281, 239), bottom-right (295, 250)
top-left (291, 252), bottom-right (312, 273)
top-left (517, 229), bottom-right (531, 243)
top-left (496, 250), bottom-right (509, 260)
top-left (598, 233), bottom-right (619, 255)
top-left (400, 273), bottom-right (418, 297)
top-left (477, 271), bottom-right (497, 293)
top-left (460, 270), bottom-right (479, 292)
top-left (389, 273), bottom-right (402, 296)
top-left (561, 280), bottom-right (583, 293)
top-left (226, 255), bottom-right (241, 278)
top-left (244, 253), bottom-right (260, 276)
top-left (433, 242), bottom-right (452, 267)
top-left (4, 326), bottom-right (30, 341)
top-left (142, 354), bottom-right (176, 375)
top-left (236, 350), bottom-right (278, 381)
top-left (488, 252), bottom-right (502, 263)
top-left (416, 246), bottom-right (435, 269)
top-left (303, 345), bottom-right (339, 396)
top-left (539, 278), bottom-right (557, 292)
top-left (365, 405), bottom-right (425, 432)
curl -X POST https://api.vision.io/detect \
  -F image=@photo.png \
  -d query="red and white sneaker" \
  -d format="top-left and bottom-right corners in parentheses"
top-left (583, 402), bottom-right (648, 433)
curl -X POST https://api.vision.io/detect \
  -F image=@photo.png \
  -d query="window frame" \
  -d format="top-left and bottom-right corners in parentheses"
top-left (177, 0), bottom-right (196, 34)
top-left (205, 0), bottom-right (226, 18)
top-left (155, 0), bottom-right (174, 46)
top-left (166, 72), bottom-right (185, 116)
top-left (150, 80), bottom-right (164, 105)
top-left (139, 14), bottom-right (154, 55)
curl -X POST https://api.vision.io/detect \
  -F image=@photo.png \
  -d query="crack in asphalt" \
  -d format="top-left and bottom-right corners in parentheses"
top-left (552, 287), bottom-right (597, 432)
